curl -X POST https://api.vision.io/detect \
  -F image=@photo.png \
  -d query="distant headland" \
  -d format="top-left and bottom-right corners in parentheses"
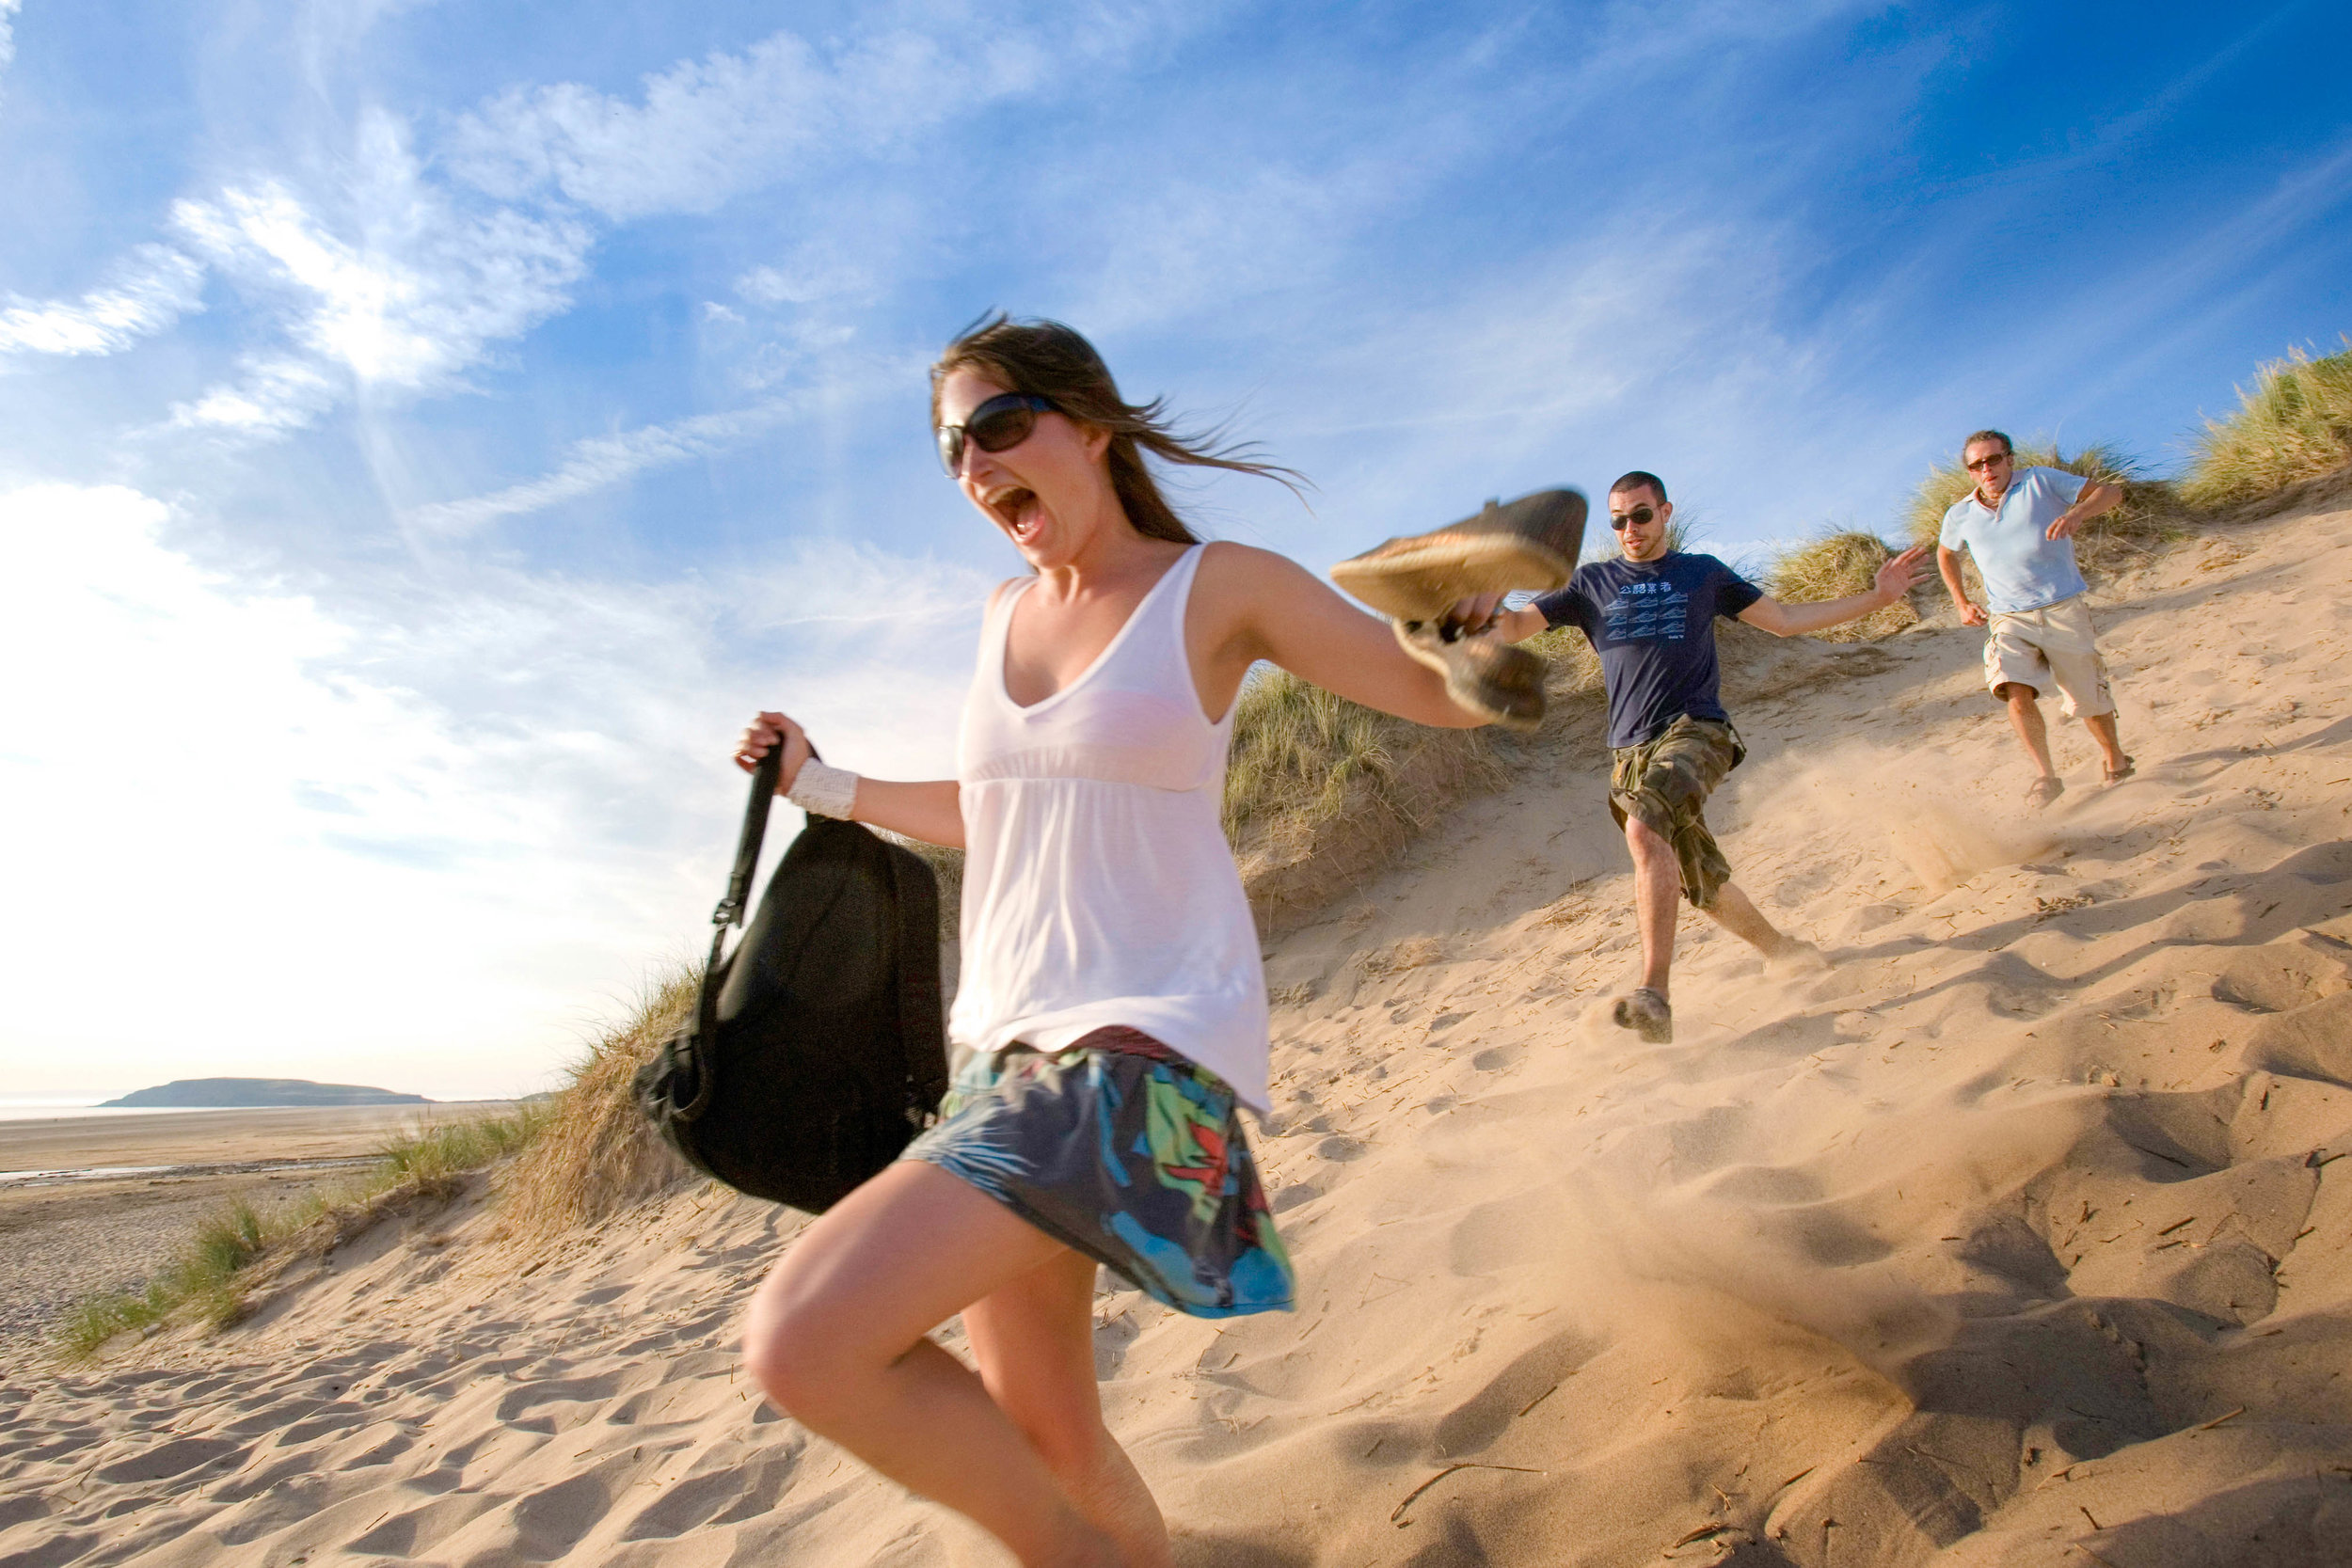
top-left (98, 1079), bottom-right (432, 1109)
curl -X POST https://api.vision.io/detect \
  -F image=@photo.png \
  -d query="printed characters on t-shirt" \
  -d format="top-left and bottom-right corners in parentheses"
top-left (1531, 553), bottom-right (1763, 750)
top-left (1601, 577), bottom-right (1693, 642)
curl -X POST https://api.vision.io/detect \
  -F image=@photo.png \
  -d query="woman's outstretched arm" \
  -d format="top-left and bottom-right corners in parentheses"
top-left (1196, 544), bottom-right (1487, 728)
top-left (736, 711), bottom-right (965, 848)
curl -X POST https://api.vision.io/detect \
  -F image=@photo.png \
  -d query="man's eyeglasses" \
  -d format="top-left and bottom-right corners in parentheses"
top-left (1609, 504), bottom-right (1657, 531)
top-left (1963, 451), bottom-right (2012, 473)
top-left (937, 393), bottom-right (1057, 476)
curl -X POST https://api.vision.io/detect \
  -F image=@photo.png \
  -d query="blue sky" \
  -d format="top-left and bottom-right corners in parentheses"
top-left (4, 1), bottom-right (2347, 1101)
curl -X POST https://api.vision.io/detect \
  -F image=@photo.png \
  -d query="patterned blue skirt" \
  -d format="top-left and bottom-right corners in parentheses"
top-left (900, 1026), bottom-right (1294, 1318)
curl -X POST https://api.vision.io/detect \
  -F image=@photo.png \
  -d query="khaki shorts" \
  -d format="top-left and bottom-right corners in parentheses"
top-left (1609, 716), bottom-right (1744, 910)
top-left (1984, 595), bottom-right (2114, 719)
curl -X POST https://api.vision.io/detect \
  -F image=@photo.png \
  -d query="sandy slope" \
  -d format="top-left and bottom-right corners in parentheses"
top-left (4, 501), bottom-right (2349, 1567)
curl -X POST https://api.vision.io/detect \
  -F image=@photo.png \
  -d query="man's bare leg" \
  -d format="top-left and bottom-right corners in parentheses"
top-left (1704, 880), bottom-right (1825, 970)
top-left (2082, 711), bottom-right (2130, 776)
top-left (1702, 879), bottom-right (1780, 953)
top-left (2002, 683), bottom-right (2057, 782)
top-left (1624, 816), bottom-right (1682, 996)
top-left (2004, 686), bottom-right (2060, 780)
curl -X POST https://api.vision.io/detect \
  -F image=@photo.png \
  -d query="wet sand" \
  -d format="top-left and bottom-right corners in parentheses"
top-left (0, 1103), bottom-right (479, 1177)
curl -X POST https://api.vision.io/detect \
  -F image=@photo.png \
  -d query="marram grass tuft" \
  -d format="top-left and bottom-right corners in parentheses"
top-left (2181, 341), bottom-right (2352, 511)
top-left (499, 967), bottom-right (701, 1243)
top-left (1764, 531), bottom-right (1917, 642)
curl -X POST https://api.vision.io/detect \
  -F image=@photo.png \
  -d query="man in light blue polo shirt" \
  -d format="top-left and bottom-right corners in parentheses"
top-left (1936, 429), bottom-right (2133, 807)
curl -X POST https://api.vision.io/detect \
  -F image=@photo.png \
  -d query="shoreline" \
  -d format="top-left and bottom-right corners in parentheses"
top-left (0, 1156), bottom-right (384, 1190)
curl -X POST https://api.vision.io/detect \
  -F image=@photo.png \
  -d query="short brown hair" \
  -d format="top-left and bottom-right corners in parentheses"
top-left (1962, 429), bottom-right (2013, 458)
top-left (930, 313), bottom-right (1302, 546)
top-left (1610, 470), bottom-right (1667, 505)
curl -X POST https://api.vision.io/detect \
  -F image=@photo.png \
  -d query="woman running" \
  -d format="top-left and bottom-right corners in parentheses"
top-left (735, 315), bottom-right (1499, 1567)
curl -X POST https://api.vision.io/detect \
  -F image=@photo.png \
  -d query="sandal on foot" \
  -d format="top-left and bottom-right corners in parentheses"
top-left (1611, 986), bottom-right (1674, 1044)
top-left (1332, 489), bottom-right (1587, 622)
top-left (2025, 775), bottom-right (2065, 809)
top-left (2104, 756), bottom-right (2136, 784)
top-left (1394, 618), bottom-right (1549, 730)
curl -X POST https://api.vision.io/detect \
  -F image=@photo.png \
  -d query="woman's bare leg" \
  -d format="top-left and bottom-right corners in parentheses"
top-left (742, 1161), bottom-right (1129, 1568)
top-left (964, 1251), bottom-right (1172, 1568)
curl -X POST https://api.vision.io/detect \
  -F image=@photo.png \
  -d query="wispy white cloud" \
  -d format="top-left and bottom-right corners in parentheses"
top-left (166, 355), bottom-right (340, 435)
top-left (403, 395), bottom-right (806, 533)
top-left (163, 111), bottom-right (590, 437)
top-left (26, 10), bottom-right (1194, 452)
top-left (184, 131), bottom-right (589, 378)
top-left (0, 245), bottom-right (206, 357)
top-left (141, 10), bottom-right (1159, 446)
top-left (445, 24), bottom-right (1059, 221)
top-left (0, 0), bottom-right (21, 101)
top-left (736, 240), bottom-right (876, 308)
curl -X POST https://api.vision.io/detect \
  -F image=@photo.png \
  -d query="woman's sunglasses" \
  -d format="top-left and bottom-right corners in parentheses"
top-left (1609, 504), bottom-right (1657, 531)
top-left (937, 393), bottom-right (1057, 476)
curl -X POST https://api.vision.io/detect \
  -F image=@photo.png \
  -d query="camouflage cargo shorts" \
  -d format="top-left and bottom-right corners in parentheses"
top-left (1608, 716), bottom-right (1745, 909)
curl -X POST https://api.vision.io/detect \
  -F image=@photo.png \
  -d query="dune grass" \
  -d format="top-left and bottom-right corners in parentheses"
top-left (2181, 341), bottom-right (2352, 511)
top-left (1221, 664), bottom-right (1505, 850)
top-left (498, 968), bottom-right (701, 1242)
top-left (1522, 622), bottom-right (1605, 696)
top-left (56, 1106), bottom-right (549, 1359)
top-left (56, 1204), bottom-right (273, 1354)
top-left (1903, 441), bottom-right (2183, 584)
top-left (1763, 531), bottom-right (1918, 642)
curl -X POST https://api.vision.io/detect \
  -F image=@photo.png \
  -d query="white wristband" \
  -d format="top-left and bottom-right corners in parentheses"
top-left (787, 759), bottom-right (859, 820)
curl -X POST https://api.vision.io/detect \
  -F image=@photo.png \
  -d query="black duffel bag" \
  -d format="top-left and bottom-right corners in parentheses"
top-left (634, 749), bottom-right (950, 1211)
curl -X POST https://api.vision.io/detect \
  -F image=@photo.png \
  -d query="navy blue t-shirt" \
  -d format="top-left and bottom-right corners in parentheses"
top-left (1531, 552), bottom-right (1764, 750)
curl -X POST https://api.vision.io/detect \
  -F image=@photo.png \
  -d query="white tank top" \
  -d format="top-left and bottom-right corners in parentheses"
top-left (950, 545), bottom-right (1271, 1111)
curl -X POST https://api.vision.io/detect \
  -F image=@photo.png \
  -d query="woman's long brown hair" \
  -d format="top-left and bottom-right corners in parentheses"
top-left (930, 313), bottom-right (1306, 545)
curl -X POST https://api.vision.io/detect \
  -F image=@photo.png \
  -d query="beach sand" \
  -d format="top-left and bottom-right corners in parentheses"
top-left (2, 499), bottom-right (2348, 1565)
top-left (0, 1106), bottom-right (511, 1346)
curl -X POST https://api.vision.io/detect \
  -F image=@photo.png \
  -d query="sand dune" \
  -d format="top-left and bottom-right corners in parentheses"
top-left (4, 500), bottom-right (2349, 1566)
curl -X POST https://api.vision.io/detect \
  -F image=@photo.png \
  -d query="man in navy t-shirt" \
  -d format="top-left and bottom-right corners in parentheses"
top-left (1477, 470), bottom-right (1927, 1044)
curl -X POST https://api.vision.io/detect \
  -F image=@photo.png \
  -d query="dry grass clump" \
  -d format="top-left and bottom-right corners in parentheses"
top-left (1904, 441), bottom-right (2182, 582)
top-left (1222, 664), bottom-right (1506, 933)
top-left (499, 968), bottom-right (699, 1242)
top-left (57, 1107), bottom-right (549, 1359)
top-left (1524, 622), bottom-right (1605, 697)
top-left (1222, 665), bottom-right (1503, 847)
top-left (2182, 341), bottom-right (2352, 511)
top-left (58, 1204), bottom-right (272, 1354)
top-left (1764, 531), bottom-right (1917, 642)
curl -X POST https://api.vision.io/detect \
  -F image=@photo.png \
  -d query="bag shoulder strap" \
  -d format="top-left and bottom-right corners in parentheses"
top-left (679, 749), bottom-right (781, 1119)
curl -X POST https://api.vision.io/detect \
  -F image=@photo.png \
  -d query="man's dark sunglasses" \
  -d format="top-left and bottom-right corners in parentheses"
top-left (1609, 504), bottom-right (1657, 531)
top-left (937, 393), bottom-right (1057, 476)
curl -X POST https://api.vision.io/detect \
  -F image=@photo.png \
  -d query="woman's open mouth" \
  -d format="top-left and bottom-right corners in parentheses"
top-left (984, 485), bottom-right (1041, 541)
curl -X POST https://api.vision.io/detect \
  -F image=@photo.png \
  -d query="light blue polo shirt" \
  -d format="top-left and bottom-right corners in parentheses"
top-left (1938, 466), bottom-right (2090, 614)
